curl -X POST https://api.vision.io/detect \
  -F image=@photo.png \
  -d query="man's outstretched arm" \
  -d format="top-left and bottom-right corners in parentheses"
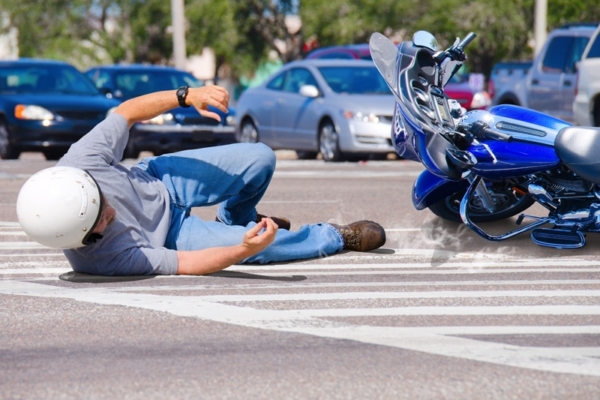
top-left (176, 218), bottom-right (278, 275)
top-left (114, 85), bottom-right (230, 127)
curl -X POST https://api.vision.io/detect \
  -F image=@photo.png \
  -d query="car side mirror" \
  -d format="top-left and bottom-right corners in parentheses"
top-left (299, 85), bottom-right (319, 98)
top-left (99, 87), bottom-right (113, 98)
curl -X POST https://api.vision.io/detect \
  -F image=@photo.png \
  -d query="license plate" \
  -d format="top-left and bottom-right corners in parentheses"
top-left (192, 131), bottom-right (214, 142)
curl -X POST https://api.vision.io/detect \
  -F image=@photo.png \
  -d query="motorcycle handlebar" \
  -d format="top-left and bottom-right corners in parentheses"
top-left (457, 32), bottom-right (476, 50)
top-left (468, 121), bottom-right (513, 142)
top-left (434, 32), bottom-right (476, 64)
top-left (481, 127), bottom-right (513, 142)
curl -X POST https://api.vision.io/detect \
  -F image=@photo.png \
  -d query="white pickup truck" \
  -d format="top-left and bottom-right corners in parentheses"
top-left (491, 23), bottom-right (597, 123)
top-left (573, 24), bottom-right (600, 126)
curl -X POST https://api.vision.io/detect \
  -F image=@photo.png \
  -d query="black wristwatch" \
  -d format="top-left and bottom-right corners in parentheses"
top-left (176, 86), bottom-right (190, 108)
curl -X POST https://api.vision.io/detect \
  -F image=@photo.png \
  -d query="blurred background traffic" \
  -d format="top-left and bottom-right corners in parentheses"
top-left (0, 0), bottom-right (599, 161)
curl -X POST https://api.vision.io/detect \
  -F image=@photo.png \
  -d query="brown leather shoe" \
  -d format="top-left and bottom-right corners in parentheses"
top-left (256, 213), bottom-right (291, 230)
top-left (330, 220), bottom-right (386, 252)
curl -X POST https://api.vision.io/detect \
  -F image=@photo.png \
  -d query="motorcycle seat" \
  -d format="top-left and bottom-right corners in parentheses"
top-left (555, 126), bottom-right (600, 184)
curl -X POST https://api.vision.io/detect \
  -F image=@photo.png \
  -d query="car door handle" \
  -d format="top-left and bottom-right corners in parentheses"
top-left (276, 98), bottom-right (285, 105)
top-left (563, 80), bottom-right (572, 86)
top-left (531, 79), bottom-right (539, 85)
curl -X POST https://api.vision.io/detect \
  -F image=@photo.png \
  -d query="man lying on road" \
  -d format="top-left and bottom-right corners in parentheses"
top-left (16, 84), bottom-right (386, 276)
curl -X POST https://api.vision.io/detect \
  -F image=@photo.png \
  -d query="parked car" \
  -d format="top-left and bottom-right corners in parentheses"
top-left (306, 44), bottom-right (373, 60)
top-left (491, 23), bottom-right (597, 123)
top-left (0, 58), bottom-right (119, 160)
top-left (307, 43), bottom-right (490, 111)
top-left (573, 24), bottom-right (600, 126)
top-left (85, 64), bottom-right (235, 158)
top-left (235, 59), bottom-right (395, 161)
top-left (443, 68), bottom-right (491, 110)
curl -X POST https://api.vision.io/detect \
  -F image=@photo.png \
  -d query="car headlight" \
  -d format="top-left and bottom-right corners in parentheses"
top-left (470, 91), bottom-right (492, 110)
top-left (140, 113), bottom-right (175, 125)
top-left (226, 115), bottom-right (236, 126)
top-left (15, 105), bottom-right (54, 120)
top-left (343, 111), bottom-right (380, 123)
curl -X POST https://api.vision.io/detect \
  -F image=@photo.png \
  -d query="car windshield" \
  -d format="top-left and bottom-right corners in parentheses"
top-left (317, 66), bottom-right (391, 94)
top-left (0, 64), bottom-right (99, 95)
top-left (113, 71), bottom-right (203, 98)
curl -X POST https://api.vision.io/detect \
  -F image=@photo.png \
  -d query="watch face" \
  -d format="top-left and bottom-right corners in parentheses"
top-left (177, 86), bottom-right (189, 107)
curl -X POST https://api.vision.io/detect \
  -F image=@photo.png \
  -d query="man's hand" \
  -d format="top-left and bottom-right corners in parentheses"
top-left (187, 85), bottom-right (230, 122)
top-left (241, 217), bottom-right (278, 254)
top-left (176, 217), bottom-right (279, 275)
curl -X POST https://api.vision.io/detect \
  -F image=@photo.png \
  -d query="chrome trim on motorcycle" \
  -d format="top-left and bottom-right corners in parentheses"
top-left (460, 176), bottom-right (552, 241)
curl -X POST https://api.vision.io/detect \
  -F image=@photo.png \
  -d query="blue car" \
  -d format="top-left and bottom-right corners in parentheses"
top-left (0, 59), bottom-right (119, 160)
top-left (85, 65), bottom-right (235, 158)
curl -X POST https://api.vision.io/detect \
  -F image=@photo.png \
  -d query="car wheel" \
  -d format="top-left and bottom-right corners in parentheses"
top-left (593, 99), bottom-right (600, 127)
top-left (319, 120), bottom-right (344, 162)
top-left (0, 120), bottom-right (20, 160)
top-left (239, 120), bottom-right (258, 143)
top-left (296, 150), bottom-right (318, 160)
top-left (43, 149), bottom-right (66, 161)
top-left (123, 139), bottom-right (140, 160)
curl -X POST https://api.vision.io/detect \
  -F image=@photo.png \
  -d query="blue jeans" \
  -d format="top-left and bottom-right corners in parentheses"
top-left (137, 143), bottom-right (344, 264)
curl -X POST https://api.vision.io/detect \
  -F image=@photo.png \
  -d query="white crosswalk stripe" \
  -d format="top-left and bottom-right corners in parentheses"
top-left (2, 223), bottom-right (600, 377)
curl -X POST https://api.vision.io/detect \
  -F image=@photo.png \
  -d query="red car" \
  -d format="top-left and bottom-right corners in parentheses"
top-left (306, 43), bottom-right (491, 110)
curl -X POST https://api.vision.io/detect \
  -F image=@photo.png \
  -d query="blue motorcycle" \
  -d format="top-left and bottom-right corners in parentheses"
top-left (370, 30), bottom-right (600, 249)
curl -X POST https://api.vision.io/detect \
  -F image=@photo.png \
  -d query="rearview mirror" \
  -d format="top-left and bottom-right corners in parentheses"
top-left (299, 85), bottom-right (319, 98)
top-left (413, 31), bottom-right (438, 51)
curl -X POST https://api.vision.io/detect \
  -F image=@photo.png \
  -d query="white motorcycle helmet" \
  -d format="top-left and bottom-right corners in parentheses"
top-left (16, 166), bottom-right (104, 249)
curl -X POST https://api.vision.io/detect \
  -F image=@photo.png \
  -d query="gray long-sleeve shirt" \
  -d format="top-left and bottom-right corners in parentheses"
top-left (57, 113), bottom-right (178, 275)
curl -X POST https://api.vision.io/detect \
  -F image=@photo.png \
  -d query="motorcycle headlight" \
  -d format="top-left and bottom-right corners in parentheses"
top-left (343, 111), bottom-right (380, 123)
top-left (140, 113), bottom-right (175, 125)
top-left (470, 91), bottom-right (492, 110)
top-left (15, 105), bottom-right (54, 120)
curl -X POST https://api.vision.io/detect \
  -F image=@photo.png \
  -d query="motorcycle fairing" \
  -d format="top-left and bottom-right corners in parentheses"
top-left (468, 141), bottom-right (561, 179)
top-left (490, 105), bottom-right (571, 134)
top-left (456, 105), bottom-right (566, 179)
top-left (371, 33), bottom-right (464, 181)
top-left (412, 169), bottom-right (469, 210)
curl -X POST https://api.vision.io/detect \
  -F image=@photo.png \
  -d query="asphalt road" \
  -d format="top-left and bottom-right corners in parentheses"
top-left (1, 151), bottom-right (600, 399)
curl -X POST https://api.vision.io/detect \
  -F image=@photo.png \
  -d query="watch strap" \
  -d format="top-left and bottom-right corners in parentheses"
top-left (176, 86), bottom-right (190, 108)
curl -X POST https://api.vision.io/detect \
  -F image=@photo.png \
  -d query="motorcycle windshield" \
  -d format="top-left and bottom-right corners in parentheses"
top-left (370, 32), bottom-right (463, 180)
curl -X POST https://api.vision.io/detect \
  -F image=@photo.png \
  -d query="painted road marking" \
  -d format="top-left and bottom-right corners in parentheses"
top-left (0, 280), bottom-right (599, 377)
top-left (113, 280), bottom-right (600, 292)
top-left (273, 170), bottom-right (420, 178)
top-left (292, 305), bottom-right (600, 317)
top-left (141, 290), bottom-right (600, 303)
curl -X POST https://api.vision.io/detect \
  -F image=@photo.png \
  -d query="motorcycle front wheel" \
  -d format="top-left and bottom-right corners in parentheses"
top-left (428, 186), bottom-right (535, 223)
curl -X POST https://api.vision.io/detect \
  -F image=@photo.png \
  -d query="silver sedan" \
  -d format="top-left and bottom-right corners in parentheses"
top-left (235, 59), bottom-right (396, 161)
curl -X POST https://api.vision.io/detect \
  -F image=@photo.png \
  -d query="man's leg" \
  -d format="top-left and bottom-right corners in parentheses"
top-left (138, 142), bottom-right (275, 226)
top-left (173, 215), bottom-right (345, 263)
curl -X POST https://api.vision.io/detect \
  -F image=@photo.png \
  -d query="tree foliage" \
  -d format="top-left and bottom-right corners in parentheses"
top-left (0, 0), bottom-right (173, 68)
top-left (185, 0), bottom-right (300, 78)
top-left (1, 0), bottom-right (599, 79)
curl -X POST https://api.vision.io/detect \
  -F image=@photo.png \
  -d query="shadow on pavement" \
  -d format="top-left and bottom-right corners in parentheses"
top-left (207, 270), bottom-right (307, 282)
top-left (59, 271), bottom-right (156, 283)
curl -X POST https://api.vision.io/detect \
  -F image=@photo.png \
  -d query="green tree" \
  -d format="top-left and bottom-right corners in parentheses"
top-left (0, 0), bottom-right (173, 68)
top-left (186, 0), bottom-right (300, 79)
top-left (300, 0), bottom-right (534, 78)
